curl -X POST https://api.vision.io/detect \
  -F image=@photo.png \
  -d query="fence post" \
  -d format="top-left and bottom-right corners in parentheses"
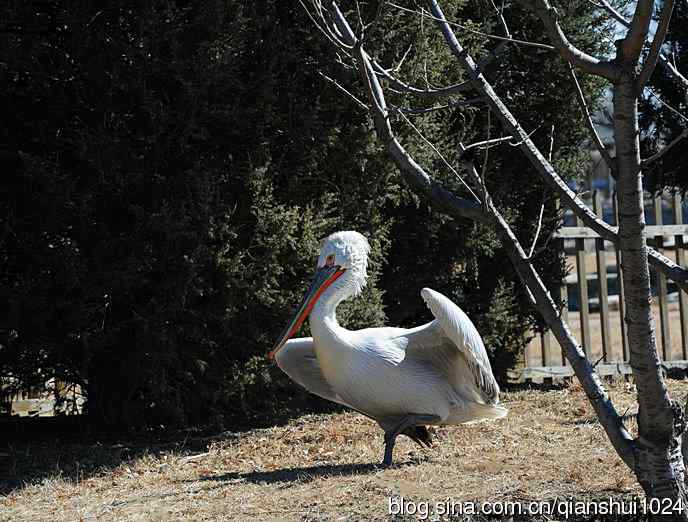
top-left (560, 275), bottom-right (569, 366)
top-left (673, 193), bottom-right (688, 359)
top-left (541, 330), bottom-right (550, 367)
top-left (654, 193), bottom-right (672, 361)
top-left (575, 214), bottom-right (591, 356)
top-left (613, 191), bottom-right (629, 362)
top-left (593, 191), bottom-right (611, 362)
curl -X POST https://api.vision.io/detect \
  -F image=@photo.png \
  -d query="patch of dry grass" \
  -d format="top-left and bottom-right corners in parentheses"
top-left (3, 380), bottom-right (688, 521)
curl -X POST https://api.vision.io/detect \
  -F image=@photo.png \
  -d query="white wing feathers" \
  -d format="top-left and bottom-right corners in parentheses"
top-left (274, 337), bottom-right (351, 408)
top-left (420, 288), bottom-right (500, 404)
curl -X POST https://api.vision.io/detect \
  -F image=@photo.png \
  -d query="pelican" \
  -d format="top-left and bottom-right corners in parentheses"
top-left (269, 231), bottom-right (506, 465)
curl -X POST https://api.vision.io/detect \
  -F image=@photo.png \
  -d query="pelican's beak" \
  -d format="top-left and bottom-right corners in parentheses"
top-left (268, 264), bottom-right (346, 360)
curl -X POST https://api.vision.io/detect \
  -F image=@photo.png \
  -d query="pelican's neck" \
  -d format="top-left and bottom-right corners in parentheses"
top-left (309, 285), bottom-right (349, 343)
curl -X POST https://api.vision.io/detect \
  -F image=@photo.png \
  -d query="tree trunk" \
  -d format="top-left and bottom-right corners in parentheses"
top-left (614, 72), bottom-right (688, 515)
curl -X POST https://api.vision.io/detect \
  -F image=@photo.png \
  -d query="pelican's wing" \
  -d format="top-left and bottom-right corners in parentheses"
top-left (274, 337), bottom-right (351, 408)
top-left (402, 288), bottom-right (499, 404)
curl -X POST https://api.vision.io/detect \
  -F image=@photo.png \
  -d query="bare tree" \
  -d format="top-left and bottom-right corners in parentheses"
top-left (303, 0), bottom-right (688, 513)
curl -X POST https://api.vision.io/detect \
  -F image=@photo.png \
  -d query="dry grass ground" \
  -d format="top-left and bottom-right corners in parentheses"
top-left (4, 380), bottom-right (688, 521)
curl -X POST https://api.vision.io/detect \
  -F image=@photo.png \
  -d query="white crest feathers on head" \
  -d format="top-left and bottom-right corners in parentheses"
top-left (320, 231), bottom-right (371, 296)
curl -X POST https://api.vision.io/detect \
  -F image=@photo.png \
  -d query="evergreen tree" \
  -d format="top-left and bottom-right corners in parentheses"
top-left (0, 0), bottom-right (612, 428)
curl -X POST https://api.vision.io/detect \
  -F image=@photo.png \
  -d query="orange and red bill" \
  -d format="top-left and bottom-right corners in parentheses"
top-left (268, 264), bottom-right (345, 360)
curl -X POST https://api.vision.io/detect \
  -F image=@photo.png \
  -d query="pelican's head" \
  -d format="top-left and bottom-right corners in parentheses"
top-left (317, 231), bottom-right (370, 296)
top-left (268, 231), bottom-right (370, 359)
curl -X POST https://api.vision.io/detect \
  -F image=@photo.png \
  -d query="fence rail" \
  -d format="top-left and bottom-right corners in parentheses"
top-left (509, 190), bottom-right (688, 383)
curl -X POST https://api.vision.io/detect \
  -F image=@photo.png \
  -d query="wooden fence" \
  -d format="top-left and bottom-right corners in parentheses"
top-left (510, 191), bottom-right (688, 383)
top-left (0, 377), bottom-right (82, 417)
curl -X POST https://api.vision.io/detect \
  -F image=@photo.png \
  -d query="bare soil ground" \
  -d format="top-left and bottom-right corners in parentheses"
top-left (4, 379), bottom-right (688, 521)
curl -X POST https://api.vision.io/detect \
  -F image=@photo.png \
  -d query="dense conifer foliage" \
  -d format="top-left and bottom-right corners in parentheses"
top-left (640, 0), bottom-right (688, 192)
top-left (0, 1), bottom-right (608, 429)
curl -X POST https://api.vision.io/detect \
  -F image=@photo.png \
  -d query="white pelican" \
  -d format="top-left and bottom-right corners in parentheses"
top-left (269, 231), bottom-right (506, 465)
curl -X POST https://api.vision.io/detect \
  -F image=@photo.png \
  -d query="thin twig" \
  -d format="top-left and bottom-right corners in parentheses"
top-left (397, 110), bottom-right (481, 202)
top-left (371, 56), bottom-right (473, 98)
top-left (388, 2), bottom-right (555, 50)
top-left (590, 0), bottom-right (630, 28)
top-left (463, 136), bottom-right (514, 151)
top-left (318, 71), bottom-right (368, 110)
top-left (508, 124), bottom-right (544, 146)
top-left (299, 0), bottom-right (353, 50)
top-left (476, 0), bottom-right (512, 73)
top-left (182, 452), bottom-right (211, 462)
top-left (528, 201), bottom-right (546, 259)
top-left (393, 43), bottom-right (413, 73)
top-left (647, 87), bottom-right (688, 124)
top-left (489, 0), bottom-right (511, 38)
top-left (641, 128), bottom-right (688, 167)
top-left (390, 97), bottom-right (484, 114)
top-left (568, 63), bottom-right (615, 174)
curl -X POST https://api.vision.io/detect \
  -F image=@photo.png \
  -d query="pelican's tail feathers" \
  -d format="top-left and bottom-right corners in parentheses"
top-left (444, 402), bottom-right (508, 425)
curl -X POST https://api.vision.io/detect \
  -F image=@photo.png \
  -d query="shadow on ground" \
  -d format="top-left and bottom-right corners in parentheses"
top-left (0, 399), bottom-right (341, 496)
top-left (196, 462), bottom-right (381, 486)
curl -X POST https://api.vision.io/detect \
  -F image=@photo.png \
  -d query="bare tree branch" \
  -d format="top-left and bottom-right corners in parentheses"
top-left (318, 71), bottom-right (369, 110)
top-left (475, 0), bottom-right (511, 72)
top-left (388, 1), bottom-right (556, 51)
top-left (300, 0), bottom-right (353, 50)
top-left (390, 97), bottom-right (484, 114)
top-left (662, 55), bottom-right (688, 90)
top-left (590, 0), bottom-right (631, 27)
top-left (648, 87), bottom-right (688, 124)
top-left (316, 20), bottom-right (487, 221)
top-left (594, 0), bottom-right (688, 90)
top-left (637, 0), bottom-right (675, 90)
top-left (527, 201), bottom-right (546, 259)
top-left (568, 63), bottom-right (615, 176)
top-left (457, 149), bottom-right (636, 469)
top-left (396, 110), bottom-right (481, 201)
top-left (517, 0), bottom-right (620, 80)
top-left (623, 0), bottom-right (654, 61)
top-left (489, 0), bottom-right (511, 39)
top-left (427, 0), bottom-right (688, 291)
top-left (641, 128), bottom-right (688, 167)
top-left (370, 57), bottom-right (473, 98)
top-left (464, 135), bottom-right (513, 151)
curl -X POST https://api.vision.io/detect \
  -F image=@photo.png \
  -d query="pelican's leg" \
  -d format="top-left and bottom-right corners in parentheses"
top-left (382, 432), bottom-right (396, 466)
top-left (382, 414), bottom-right (440, 466)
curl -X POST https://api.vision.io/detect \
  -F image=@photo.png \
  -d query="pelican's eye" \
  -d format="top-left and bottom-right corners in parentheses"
top-left (325, 254), bottom-right (335, 267)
